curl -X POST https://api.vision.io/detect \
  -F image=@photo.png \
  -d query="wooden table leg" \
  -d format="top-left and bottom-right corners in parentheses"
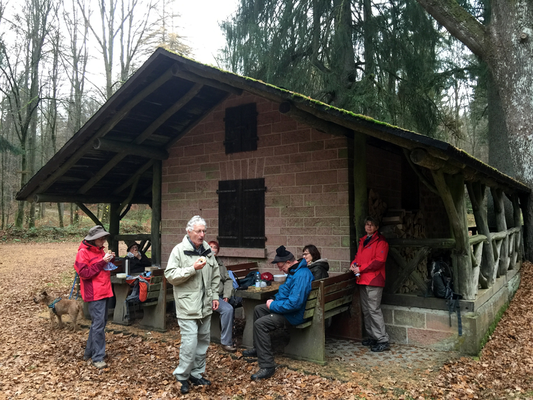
top-left (112, 283), bottom-right (131, 325)
top-left (241, 298), bottom-right (260, 348)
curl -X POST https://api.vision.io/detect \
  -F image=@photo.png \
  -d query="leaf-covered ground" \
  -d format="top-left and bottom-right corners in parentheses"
top-left (0, 242), bottom-right (532, 399)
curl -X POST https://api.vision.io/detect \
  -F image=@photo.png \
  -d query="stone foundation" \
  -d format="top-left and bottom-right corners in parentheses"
top-left (381, 268), bottom-right (520, 354)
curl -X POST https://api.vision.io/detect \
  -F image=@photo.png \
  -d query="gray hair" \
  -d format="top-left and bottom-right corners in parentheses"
top-left (186, 215), bottom-right (207, 232)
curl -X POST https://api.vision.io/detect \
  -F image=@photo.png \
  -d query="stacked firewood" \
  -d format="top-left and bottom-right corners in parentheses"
top-left (381, 209), bottom-right (428, 294)
top-left (368, 189), bottom-right (387, 223)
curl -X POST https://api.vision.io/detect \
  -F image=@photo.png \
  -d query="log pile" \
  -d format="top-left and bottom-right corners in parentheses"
top-left (368, 189), bottom-right (387, 223)
top-left (381, 209), bottom-right (428, 294)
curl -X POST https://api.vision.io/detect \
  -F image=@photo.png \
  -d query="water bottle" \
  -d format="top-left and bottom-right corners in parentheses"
top-left (255, 271), bottom-right (261, 288)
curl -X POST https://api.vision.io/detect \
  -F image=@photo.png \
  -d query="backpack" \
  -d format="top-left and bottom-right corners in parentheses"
top-left (428, 260), bottom-right (463, 336)
top-left (126, 275), bottom-right (150, 304)
top-left (430, 261), bottom-right (453, 299)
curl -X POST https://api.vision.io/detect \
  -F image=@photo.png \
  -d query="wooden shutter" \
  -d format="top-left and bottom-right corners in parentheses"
top-left (218, 180), bottom-right (240, 248)
top-left (242, 178), bottom-right (265, 248)
top-left (224, 103), bottom-right (258, 154)
top-left (218, 178), bottom-right (265, 248)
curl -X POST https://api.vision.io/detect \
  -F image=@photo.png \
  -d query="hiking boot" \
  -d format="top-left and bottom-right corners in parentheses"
top-left (189, 375), bottom-right (211, 386)
top-left (371, 342), bottom-right (390, 352)
top-left (83, 355), bottom-right (91, 361)
top-left (361, 338), bottom-right (377, 346)
top-left (176, 378), bottom-right (189, 394)
top-left (251, 367), bottom-right (276, 381)
top-left (92, 360), bottom-right (107, 369)
top-left (242, 348), bottom-right (257, 357)
top-left (222, 344), bottom-right (237, 353)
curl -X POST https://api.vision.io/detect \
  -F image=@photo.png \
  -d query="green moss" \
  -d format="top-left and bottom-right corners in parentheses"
top-left (478, 302), bottom-right (509, 354)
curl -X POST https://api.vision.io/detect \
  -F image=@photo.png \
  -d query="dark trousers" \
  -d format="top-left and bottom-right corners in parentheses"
top-left (85, 298), bottom-right (109, 362)
top-left (253, 304), bottom-right (289, 369)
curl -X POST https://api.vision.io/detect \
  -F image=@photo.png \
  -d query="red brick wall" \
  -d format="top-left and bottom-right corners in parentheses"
top-left (161, 92), bottom-right (352, 274)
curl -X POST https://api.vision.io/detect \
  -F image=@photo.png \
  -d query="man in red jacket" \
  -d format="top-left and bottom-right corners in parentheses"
top-left (350, 216), bottom-right (390, 352)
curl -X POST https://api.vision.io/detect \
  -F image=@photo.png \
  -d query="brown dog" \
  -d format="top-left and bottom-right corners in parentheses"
top-left (34, 290), bottom-right (82, 331)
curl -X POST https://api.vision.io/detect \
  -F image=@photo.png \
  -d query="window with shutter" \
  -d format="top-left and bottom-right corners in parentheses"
top-left (218, 178), bottom-right (265, 248)
top-left (224, 103), bottom-right (258, 154)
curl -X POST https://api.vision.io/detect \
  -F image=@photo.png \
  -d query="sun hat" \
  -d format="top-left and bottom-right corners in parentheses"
top-left (271, 245), bottom-right (294, 264)
top-left (84, 226), bottom-right (110, 241)
top-left (127, 242), bottom-right (140, 252)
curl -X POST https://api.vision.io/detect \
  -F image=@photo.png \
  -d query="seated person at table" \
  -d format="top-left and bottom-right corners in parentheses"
top-left (126, 242), bottom-right (151, 274)
top-left (301, 244), bottom-right (329, 280)
top-left (242, 245), bottom-right (313, 381)
top-left (209, 240), bottom-right (237, 353)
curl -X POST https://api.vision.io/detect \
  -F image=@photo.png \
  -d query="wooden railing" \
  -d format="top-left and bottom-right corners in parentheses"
top-left (387, 227), bottom-right (522, 298)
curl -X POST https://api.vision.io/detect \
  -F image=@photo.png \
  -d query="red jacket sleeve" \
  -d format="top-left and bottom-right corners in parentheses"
top-left (75, 248), bottom-right (106, 279)
top-left (359, 238), bottom-right (389, 273)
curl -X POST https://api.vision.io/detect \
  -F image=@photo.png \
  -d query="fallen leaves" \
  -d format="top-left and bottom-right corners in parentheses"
top-left (1, 242), bottom-right (533, 398)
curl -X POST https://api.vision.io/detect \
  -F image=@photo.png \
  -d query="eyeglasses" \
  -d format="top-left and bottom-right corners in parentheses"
top-left (302, 252), bottom-right (310, 256)
top-left (192, 229), bottom-right (206, 234)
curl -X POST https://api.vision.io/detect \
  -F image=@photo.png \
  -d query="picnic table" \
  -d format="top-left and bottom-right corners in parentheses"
top-left (235, 282), bottom-right (282, 348)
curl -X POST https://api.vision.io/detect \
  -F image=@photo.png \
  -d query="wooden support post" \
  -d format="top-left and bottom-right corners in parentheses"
top-left (151, 160), bottom-right (162, 266)
top-left (466, 182), bottom-right (496, 288)
top-left (432, 171), bottom-right (476, 299)
top-left (491, 188), bottom-right (509, 276)
top-left (109, 203), bottom-right (120, 255)
top-left (510, 194), bottom-right (523, 268)
top-left (353, 132), bottom-right (367, 241)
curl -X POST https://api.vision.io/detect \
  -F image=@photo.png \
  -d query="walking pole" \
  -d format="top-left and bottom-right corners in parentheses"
top-left (69, 272), bottom-right (79, 299)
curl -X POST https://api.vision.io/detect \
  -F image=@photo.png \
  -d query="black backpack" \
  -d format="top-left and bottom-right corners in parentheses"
top-left (430, 261), bottom-right (453, 299)
top-left (428, 260), bottom-right (463, 336)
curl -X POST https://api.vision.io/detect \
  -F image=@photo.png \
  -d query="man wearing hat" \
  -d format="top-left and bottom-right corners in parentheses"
top-left (74, 225), bottom-right (115, 369)
top-left (242, 245), bottom-right (314, 381)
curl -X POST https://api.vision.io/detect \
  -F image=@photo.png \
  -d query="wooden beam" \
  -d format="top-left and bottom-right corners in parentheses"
top-left (492, 188), bottom-right (510, 277)
top-left (113, 160), bottom-right (154, 196)
top-left (78, 84), bottom-right (204, 195)
top-left (353, 132), bottom-right (367, 242)
top-left (389, 247), bottom-right (431, 294)
top-left (402, 149), bottom-right (439, 196)
top-left (34, 194), bottom-right (151, 204)
top-left (151, 160), bottom-right (162, 266)
top-left (466, 181), bottom-right (496, 288)
top-left (75, 202), bottom-right (102, 226)
top-left (93, 138), bottom-right (169, 160)
top-left (410, 148), bottom-right (460, 175)
top-left (388, 237), bottom-right (456, 248)
top-left (30, 66), bottom-right (176, 195)
top-left (173, 67), bottom-right (243, 95)
top-left (278, 102), bottom-right (353, 137)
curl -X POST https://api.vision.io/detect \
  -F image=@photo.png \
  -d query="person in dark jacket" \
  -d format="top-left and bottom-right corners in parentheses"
top-left (209, 240), bottom-right (237, 353)
top-left (126, 242), bottom-right (151, 274)
top-left (350, 216), bottom-right (390, 352)
top-left (242, 245), bottom-right (313, 381)
top-left (74, 225), bottom-right (115, 369)
top-left (302, 244), bottom-right (329, 280)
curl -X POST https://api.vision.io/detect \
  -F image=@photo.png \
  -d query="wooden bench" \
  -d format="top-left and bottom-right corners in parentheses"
top-left (283, 272), bottom-right (357, 364)
top-left (210, 262), bottom-right (259, 343)
top-left (138, 269), bottom-right (174, 332)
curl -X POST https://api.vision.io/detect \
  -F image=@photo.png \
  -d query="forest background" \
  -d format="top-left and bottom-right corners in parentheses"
top-left (0, 0), bottom-right (515, 242)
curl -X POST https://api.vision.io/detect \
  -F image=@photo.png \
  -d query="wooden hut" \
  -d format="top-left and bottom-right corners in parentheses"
top-left (17, 48), bottom-right (530, 353)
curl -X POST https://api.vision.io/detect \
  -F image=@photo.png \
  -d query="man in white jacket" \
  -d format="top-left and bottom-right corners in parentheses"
top-left (165, 215), bottom-right (220, 394)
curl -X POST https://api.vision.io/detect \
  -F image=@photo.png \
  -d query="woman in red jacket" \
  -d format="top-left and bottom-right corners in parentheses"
top-left (74, 226), bottom-right (115, 369)
top-left (350, 216), bottom-right (390, 352)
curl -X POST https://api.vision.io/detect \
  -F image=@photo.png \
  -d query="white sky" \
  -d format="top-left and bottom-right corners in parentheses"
top-left (174, 1), bottom-right (240, 65)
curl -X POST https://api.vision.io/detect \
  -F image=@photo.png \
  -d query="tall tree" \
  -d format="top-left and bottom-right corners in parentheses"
top-left (221, 0), bottom-right (466, 138)
top-left (413, 1), bottom-right (533, 258)
top-left (0, 0), bottom-right (54, 228)
top-left (77, 0), bottom-right (156, 100)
